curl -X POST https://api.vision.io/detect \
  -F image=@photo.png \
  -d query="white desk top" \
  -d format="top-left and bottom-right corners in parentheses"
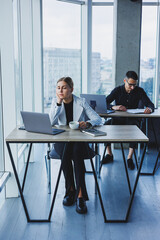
top-left (6, 125), bottom-right (148, 143)
top-left (100, 108), bottom-right (160, 118)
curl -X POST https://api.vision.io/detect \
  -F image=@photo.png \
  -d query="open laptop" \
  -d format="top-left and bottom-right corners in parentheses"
top-left (80, 94), bottom-right (114, 114)
top-left (20, 111), bottom-right (65, 135)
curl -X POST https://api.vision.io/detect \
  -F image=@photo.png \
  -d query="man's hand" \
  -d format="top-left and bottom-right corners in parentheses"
top-left (144, 107), bottom-right (152, 114)
top-left (112, 105), bottom-right (127, 111)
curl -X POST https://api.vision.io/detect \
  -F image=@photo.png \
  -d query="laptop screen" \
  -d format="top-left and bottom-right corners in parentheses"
top-left (20, 111), bottom-right (65, 135)
top-left (80, 94), bottom-right (107, 114)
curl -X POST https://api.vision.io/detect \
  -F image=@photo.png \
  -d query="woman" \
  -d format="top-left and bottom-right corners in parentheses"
top-left (49, 77), bottom-right (103, 214)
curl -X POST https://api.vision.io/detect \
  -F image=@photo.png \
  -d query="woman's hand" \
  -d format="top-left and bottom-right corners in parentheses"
top-left (56, 92), bottom-right (63, 104)
top-left (79, 121), bottom-right (90, 129)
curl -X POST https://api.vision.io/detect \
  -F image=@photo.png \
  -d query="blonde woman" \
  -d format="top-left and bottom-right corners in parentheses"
top-left (49, 77), bottom-right (103, 214)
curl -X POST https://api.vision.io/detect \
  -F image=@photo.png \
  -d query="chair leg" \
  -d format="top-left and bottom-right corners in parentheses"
top-left (133, 149), bottom-right (138, 170)
top-left (45, 155), bottom-right (48, 175)
top-left (99, 144), bottom-right (107, 174)
top-left (85, 143), bottom-right (94, 174)
top-left (48, 157), bottom-right (51, 194)
top-left (45, 144), bottom-right (51, 194)
top-left (97, 154), bottom-right (101, 178)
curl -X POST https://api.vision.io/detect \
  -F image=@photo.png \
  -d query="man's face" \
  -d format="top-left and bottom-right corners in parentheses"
top-left (124, 78), bottom-right (137, 93)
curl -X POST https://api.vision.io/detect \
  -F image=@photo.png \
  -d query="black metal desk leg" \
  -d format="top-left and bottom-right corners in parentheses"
top-left (6, 142), bottom-right (30, 222)
top-left (22, 143), bottom-right (33, 192)
top-left (151, 119), bottom-right (160, 175)
top-left (89, 157), bottom-right (107, 222)
top-left (121, 143), bottom-right (132, 195)
top-left (85, 143), bottom-right (107, 222)
top-left (141, 119), bottom-right (160, 175)
top-left (126, 144), bottom-right (147, 221)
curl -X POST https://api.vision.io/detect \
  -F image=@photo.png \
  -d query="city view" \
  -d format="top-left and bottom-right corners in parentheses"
top-left (43, 47), bottom-right (155, 111)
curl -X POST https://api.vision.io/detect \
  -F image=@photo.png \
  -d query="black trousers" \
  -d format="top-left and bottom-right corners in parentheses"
top-left (54, 142), bottom-right (94, 201)
top-left (106, 117), bottom-right (141, 148)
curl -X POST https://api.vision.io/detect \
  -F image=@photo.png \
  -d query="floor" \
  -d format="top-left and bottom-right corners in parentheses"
top-left (0, 143), bottom-right (160, 240)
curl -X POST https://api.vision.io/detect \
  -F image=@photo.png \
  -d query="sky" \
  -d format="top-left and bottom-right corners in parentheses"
top-left (43, 0), bottom-right (158, 60)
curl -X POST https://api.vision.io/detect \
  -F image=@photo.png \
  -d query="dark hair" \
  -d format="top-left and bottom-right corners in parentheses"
top-left (57, 77), bottom-right (73, 89)
top-left (126, 71), bottom-right (138, 81)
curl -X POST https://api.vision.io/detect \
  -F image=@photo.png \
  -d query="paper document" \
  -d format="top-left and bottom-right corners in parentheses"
top-left (127, 109), bottom-right (145, 114)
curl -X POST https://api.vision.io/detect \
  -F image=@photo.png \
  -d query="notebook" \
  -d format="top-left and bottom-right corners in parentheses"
top-left (20, 111), bottom-right (65, 135)
top-left (127, 109), bottom-right (145, 114)
top-left (80, 128), bottom-right (107, 137)
top-left (80, 94), bottom-right (114, 114)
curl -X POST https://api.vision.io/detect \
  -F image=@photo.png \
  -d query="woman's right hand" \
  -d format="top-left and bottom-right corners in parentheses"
top-left (56, 92), bottom-right (63, 104)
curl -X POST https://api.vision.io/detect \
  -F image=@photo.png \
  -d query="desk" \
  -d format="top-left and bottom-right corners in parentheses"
top-left (6, 125), bottom-right (148, 223)
top-left (100, 108), bottom-right (160, 118)
top-left (100, 109), bottom-right (160, 175)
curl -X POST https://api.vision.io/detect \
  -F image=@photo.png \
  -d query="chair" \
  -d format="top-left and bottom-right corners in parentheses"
top-left (45, 143), bottom-right (101, 194)
top-left (45, 143), bottom-right (59, 194)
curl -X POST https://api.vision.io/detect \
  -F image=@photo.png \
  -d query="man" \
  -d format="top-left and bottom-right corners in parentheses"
top-left (103, 71), bottom-right (154, 170)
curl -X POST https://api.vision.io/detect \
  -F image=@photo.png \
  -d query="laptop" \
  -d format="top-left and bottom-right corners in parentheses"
top-left (80, 94), bottom-right (114, 114)
top-left (20, 111), bottom-right (65, 135)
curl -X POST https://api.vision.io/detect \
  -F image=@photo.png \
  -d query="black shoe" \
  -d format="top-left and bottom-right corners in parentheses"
top-left (63, 191), bottom-right (75, 206)
top-left (76, 197), bottom-right (87, 214)
top-left (127, 158), bottom-right (135, 170)
top-left (101, 154), bottom-right (113, 164)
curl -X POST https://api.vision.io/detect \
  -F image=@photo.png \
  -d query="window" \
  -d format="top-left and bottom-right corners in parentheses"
top-left (140, 5), bottom-right (157, 104)
top-left (0, 52), bottom-right (4, 172)
top-left (42, 0), bottom-right (81, 112)
top-left (92, 6), bottom-right (113, 95)
top-left (13, 0), bottom-right (23, 126)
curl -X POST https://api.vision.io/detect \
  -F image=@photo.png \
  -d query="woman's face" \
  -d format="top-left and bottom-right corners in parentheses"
top-left (56, 80), bottom-right (73, 101)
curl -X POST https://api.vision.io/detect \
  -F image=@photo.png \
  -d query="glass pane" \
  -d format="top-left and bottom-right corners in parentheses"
top-left (12, 0), bottom-right (23, 125)
top-left (0, 53), bottom-right (4, 172)
top-left (140, 6), bottom-right (157, 103)
top-left (42, 0), bottom-right (81, 112)
top-left (92, 6), bottom-right (113, 95)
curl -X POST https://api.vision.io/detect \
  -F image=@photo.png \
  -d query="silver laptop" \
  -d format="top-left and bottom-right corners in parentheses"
top-left (80, 94), bottom-right (114, 114)
top-left (20, 111), bottom-right (65, 135)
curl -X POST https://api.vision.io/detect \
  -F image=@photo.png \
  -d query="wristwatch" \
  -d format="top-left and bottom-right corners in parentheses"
top-left (57, 103), bottom-right (62, 106)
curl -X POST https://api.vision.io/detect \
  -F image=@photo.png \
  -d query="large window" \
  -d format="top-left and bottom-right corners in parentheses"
top-left (92, 5), bottom-right (113, 95)
top-left (42, 0), bottom-right (81, 112)
top-left (0, 52), bottom-right (4, 172)
top-left (140, 4), bottom-right (158, 104)
top-left (13, 0), bottom-right (23, 126)
top-left (0, 51), bottom-right (5, 208)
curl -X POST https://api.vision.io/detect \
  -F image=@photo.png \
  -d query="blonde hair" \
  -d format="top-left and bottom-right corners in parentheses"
top-left (57, 77), bottom-right (73, 89)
